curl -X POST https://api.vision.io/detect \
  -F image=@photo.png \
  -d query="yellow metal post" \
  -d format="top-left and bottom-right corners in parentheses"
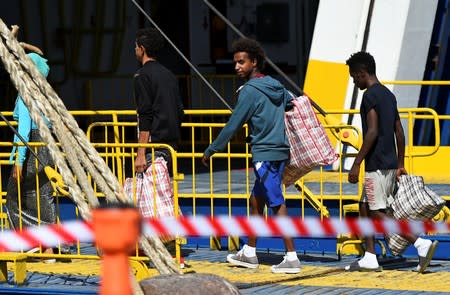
top-left (0, 253), bottom-right (27, 285)
top-left (111, 114), bottom-right (123, 183)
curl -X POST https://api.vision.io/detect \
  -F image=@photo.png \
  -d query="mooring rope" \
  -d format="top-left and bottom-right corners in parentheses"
top-left (0, 19), bottom-right (180, 276)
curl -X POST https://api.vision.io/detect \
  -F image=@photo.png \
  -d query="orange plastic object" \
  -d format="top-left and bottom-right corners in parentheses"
top-left (92, 206), bottom-right (142, 295)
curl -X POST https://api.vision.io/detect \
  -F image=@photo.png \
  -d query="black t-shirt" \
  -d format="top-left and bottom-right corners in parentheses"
top-left (134, 61), bottom-right (184, 148)
top-left (360, 83), bottom-right (400, 171)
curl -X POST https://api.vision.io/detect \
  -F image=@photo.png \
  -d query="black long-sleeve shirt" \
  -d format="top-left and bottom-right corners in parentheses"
top-left (134, 60), bottom-right (184, 148)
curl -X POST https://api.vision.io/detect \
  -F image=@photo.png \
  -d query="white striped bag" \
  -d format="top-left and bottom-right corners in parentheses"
top-left (392, 175), bottom-right (445, 220)
top-left (283, 95), bottom-right (338, 186)
top-left (124, 157), bottom-right (180, 218)
top-left (386, 175), bottom-right (445, 256)
top-left (385, 233), bottom-right (410, 256)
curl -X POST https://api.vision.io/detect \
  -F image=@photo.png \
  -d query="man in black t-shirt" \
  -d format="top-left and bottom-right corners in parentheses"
top-left (133, 28), bottom-right (184, 173)
top-left (344, 52), bottom-right (437, 273)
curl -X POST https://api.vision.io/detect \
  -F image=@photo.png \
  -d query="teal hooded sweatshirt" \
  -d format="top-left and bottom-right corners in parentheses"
top-left (9, 53), bottom-right (51, 166)
top-left (204, 75), bottom-right (292, 162)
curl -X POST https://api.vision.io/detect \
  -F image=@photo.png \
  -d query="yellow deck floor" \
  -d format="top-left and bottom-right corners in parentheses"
top-left (11, 258), bottom-right (450, 293)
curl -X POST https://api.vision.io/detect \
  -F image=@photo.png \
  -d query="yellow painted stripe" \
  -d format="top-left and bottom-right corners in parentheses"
top-left (187, 260), bottom-right (450, 292)
top-left (281, 266), bottom-right (450, 292)
top-left (304, 59), bottom-right (350, 113)
top-left (304, 59), bottom-right (350, 145)
top-left (12, 258), bottom-right (450, 292)
top-left (412, 146), bottom-right (450, 183)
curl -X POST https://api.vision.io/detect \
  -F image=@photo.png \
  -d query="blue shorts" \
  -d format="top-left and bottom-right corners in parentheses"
top-left (251, 160), bottom-right (286, 208)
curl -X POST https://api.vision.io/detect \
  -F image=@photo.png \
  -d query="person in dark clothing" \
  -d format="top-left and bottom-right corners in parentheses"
top-left (344, 51), bottom-right (438, 273)
top-left (201, 38), bottom-right (301, 274)
top-left (133, 27), bottom-right (184, 173)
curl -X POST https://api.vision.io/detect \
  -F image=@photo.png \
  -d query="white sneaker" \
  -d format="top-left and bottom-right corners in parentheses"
top-left (226, 249), bottom-right (259, 269)
top-left (271, 255), bottom-right (301, 274)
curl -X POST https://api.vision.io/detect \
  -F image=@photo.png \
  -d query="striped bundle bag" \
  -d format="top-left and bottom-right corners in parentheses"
top-left (283, 95), bottom-right (338, 186)
top-left (392, 175), bottom-right (445, 220)
top-left (124, 157), bottom-right (180, 218)
top-left (387, 175), bottom-right (445, 256)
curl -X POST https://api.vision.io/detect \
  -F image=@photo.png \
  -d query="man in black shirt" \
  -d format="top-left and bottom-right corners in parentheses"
top-left (133, 28), bottom-right (184, 173)
top-left (344, 52), bottom-right (437, 273)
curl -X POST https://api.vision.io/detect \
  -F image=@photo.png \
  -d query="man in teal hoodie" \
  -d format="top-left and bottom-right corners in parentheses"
top-left (202, 38), bottom-right (301, 274)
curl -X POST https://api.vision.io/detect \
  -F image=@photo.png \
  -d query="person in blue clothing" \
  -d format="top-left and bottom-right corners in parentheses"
top-left (6, 53), bottom-right (56, 259)
top-left (201, 38), bottom-right (301, 274)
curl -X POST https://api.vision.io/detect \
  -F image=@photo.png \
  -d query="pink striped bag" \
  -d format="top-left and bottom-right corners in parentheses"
top-left (124, 157), bottom-right (180, 218)
top-left (283, 95), bottom-right (338, 186)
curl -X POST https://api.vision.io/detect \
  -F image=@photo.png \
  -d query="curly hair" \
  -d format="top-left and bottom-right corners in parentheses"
top-left (231, 38), bottom-right (266, 71)
top-left (136, 28), bottom-right (165, 58)
top-left (346, 51), bottom-right (376, 75)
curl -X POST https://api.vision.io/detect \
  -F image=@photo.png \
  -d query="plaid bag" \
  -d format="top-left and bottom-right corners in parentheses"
top-left (392, 175), bottom-right (445, 220)
top-left (385, 233), bottom-right (410, 256)
top-left (386, 175), bottom-right (445, 256)
top-left (283, 95), bottom-right (338, 186)
top-left (124, 157), bottom-right (180, 218)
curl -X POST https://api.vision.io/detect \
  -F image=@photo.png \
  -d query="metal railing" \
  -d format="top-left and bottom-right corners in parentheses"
top-left (0, 106), bottom-right (446, 267)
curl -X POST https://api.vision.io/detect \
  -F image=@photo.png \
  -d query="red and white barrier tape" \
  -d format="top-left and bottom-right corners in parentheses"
top-left (0, 216), bottom-right (448, 252)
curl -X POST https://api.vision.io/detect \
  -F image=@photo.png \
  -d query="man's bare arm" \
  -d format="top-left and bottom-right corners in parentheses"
top-left (394, 118), bottom-right (407, 178)
top-left (135, 130), bottom-right (150, 173)
top-left (394, 118), bottom-right (405, 169)
top-left (348, 108), bottom-right (378, 183)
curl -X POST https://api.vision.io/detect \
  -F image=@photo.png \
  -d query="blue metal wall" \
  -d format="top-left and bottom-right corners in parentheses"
top-left (415, 0), bottom-right (450, 146)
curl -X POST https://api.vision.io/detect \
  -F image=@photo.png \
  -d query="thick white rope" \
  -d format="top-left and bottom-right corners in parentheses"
top-left (0, 39), bottom-right (92, 220)
top-left (0, 18), bottom-right (180, 275)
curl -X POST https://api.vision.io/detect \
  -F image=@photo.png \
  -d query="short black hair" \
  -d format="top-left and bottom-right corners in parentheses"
top-left (231, 38), bottom-right (266, 71)
top-left (346, 51), bottom-right (376, 75)
top-left (136, 28), bottom-right (165, 58)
